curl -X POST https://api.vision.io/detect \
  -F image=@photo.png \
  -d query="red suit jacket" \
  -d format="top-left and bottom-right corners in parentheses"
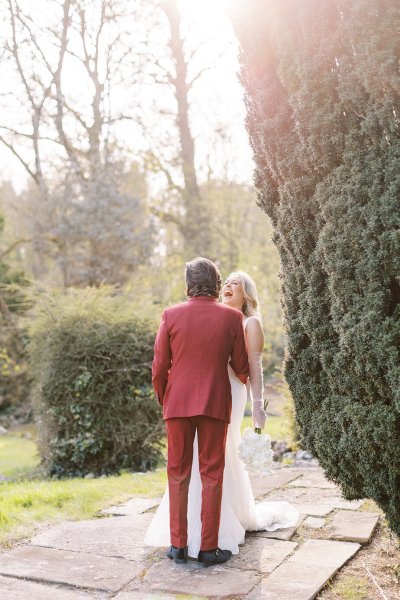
top-left (152, 295), bottom-right (249, 423)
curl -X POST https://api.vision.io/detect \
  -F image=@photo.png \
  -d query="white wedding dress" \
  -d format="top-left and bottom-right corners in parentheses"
top-left (144, 338), bottom-right (299, 557)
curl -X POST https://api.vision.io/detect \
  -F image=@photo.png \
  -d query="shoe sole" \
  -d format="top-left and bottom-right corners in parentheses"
top-left (173, 558), bottom-right (187, 564)
top-left (198, 559), bottom-right (229, 567)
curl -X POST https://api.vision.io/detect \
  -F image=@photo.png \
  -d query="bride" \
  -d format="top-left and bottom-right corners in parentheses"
top-left (145, 271), bottom-right (299, 558)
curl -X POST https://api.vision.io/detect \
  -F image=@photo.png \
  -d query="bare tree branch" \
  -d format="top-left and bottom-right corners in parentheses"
top-left (144, 150), bottom-right (183, 195)
top-left (7, 0), bottom-right (35, 107)
top-left (93, 0), bottom-right (106, 73)
top-left (0, 235), bottom-right (55, 259)
top-left (0, 134), bottom-right (36, 181)
top-left (187, 65), bottom-right (209, 91)
top-left (150, 206), bottom-right (185, 234)
top-left (14, 9), bottom-right (53, 73)
top-left (52, 0), bottom-right (86, 179)
top-left (0, 124), bottom-right (64, 148)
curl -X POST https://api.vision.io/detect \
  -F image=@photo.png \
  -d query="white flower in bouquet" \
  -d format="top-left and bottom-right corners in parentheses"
top-left (238, 427), bottom-right (274, 476)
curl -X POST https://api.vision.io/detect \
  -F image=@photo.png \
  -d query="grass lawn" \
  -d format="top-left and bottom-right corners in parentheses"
top-left (0, 434), bottom-right (41, 478)
top-left (241, 414), bottom-right (290, 441)
top-left (0, 469), bottom-right (167, 548)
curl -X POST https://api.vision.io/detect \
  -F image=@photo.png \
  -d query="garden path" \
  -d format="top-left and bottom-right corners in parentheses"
top-left (0, 464), bottom-right (380, 600)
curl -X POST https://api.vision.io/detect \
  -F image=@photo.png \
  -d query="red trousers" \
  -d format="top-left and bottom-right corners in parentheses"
top-left (165, 415), bottom-right (228, 551)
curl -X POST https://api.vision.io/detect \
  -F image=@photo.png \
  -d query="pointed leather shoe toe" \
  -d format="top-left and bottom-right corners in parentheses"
top-left (198, 547), bottom-right (232, 567)
top-left (167, 545), bottom-right (188, 564)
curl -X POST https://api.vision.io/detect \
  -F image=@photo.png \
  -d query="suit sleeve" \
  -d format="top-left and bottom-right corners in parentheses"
top-left (152, 310), bottom-right (172, 406)
top-left (229, 315), bottom-right (250, 384)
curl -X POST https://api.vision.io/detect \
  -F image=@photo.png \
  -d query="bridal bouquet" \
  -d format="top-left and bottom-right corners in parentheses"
top-left (239, 427), bottom-right (274, 476)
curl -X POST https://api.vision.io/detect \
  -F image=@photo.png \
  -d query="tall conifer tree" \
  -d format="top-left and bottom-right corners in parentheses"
top-left (235, 0), bottom-right (400, 533)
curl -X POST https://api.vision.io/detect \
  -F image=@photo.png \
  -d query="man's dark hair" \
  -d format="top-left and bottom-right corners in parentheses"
top-left (185, 257), bottom-right (222, 298)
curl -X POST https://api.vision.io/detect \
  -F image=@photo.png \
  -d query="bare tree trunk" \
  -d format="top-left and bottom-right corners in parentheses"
top-left (158, 0), bottom-right (212, 259)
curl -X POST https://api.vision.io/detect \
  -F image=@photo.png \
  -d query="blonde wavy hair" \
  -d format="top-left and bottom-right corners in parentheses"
top-left (226, 271), bottom-right (261, 318)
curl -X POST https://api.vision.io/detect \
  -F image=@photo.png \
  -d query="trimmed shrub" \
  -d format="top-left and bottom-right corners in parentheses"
top-left (236, 0), bottom-right (400, 534)
top-left (29, 287), bottom-right (164, 478)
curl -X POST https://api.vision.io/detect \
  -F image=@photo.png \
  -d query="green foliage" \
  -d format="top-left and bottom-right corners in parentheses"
top-left (0, 210), bottom-right (30, 411)
top-left (29, 287), bottom-right (164, 478)
top-left (0, 208), bottom-right (30, 315)
top-left (237, 0), bottom-right (400, 535)
top-left (0, 334), bottom-right (29, 413)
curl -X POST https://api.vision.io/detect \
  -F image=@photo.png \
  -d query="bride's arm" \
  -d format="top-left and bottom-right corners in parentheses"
top-left (246, 317), bottom-right (267, 430)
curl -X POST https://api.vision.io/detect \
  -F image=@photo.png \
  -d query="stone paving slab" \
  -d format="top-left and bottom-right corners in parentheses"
top-left (249, 469), bottom-right (303, 499)
top-left (114, 592), bottom-right (206, 600)
top-left (288, 471), bottom-right (338, 490)
top-left (247, 539), bottom-right (360, 600)
top-left (101, 498), bottom-right (161, 517)
top-left (30, 513), bottom-right (154, 561)
top-left (327, 510), bottom-right (380, 544)
top-left (303, 516), bottom-right (326, 529)
top-left (294, 504), bottom-right (333, 517)
top-left (0, 575), bottom-right (96, 600)
top-left (266, 497), bottom-right (332, 517)
top-left (329, 497), bottom-right (364, 511)
top-left (250, 524), bottom-right (299, 541)
top-left (227, 537), bottom-right (297, 574)
top-left (141, 558), bottom-right (260, 598)
top-left (267, 486), bottom-right (363, 516)
top-left (0, 546), bottom-right (140, 592)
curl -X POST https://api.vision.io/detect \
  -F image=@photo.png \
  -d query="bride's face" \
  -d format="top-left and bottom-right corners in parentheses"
top-left (222, 276), bottom-right (245, 312)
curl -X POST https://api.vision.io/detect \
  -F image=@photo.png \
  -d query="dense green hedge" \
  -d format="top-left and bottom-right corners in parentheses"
top-left (29, 288), bottom-right (164, 478)
top-left (236, 0), bottom-right (400, 534)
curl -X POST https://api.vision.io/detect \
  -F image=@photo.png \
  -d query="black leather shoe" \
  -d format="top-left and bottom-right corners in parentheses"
top-left (167, 545), bottom-right (188, 564)
top-left (198, 547), bottom-right (232, 567)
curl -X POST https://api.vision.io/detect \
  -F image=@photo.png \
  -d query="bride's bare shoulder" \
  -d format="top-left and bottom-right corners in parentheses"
top-left (245, 317), bottom-right (264, 352)
top-left (244, 316), bottom-right (263, 331)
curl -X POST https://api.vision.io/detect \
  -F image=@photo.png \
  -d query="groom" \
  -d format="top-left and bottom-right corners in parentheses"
top-left (152, 257), bottom-right (249, 567)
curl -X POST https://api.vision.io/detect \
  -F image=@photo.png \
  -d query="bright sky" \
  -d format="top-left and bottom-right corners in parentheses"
top-left (0, 0), bottom-right (254, 193)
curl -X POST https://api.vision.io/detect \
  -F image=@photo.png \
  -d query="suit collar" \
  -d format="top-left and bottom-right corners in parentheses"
top-left (188, 295), bottom-right (218, 302)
